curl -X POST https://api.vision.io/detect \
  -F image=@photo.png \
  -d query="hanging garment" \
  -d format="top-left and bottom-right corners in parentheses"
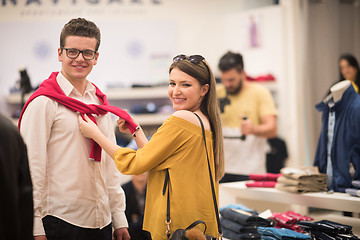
top-left (314, 86), bottom-right (360, 192)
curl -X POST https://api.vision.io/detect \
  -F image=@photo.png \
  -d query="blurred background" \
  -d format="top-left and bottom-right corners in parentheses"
top-left (0, 0), bottom-right (359, 173)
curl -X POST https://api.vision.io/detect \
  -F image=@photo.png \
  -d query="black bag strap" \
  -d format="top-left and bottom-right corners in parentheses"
top-left (186, 220), bottom-right (207, 232)
top-left (162, 169), bottom-right (171, 238)
top-left (162, 112), bottom-right (222, 238)
top-left (194, 112), bottom-right (222, 237)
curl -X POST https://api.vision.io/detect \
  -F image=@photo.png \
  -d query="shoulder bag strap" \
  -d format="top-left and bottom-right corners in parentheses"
top-left (162, 168), bottom-right (171, 238)
top-left (193, 112), bottom-right (223, 237)
top-left (162, 113), bottom-right (223, 238)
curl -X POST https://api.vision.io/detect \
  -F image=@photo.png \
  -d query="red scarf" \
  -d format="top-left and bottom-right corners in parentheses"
top-left (18, 72), bottom-right (138, 162)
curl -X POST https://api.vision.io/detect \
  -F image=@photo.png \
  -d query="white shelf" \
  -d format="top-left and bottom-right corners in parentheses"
top-left (258, 81), bottom-right (277, 92)
top-left (6, 92), bottom-right (33, 104)
top-left (6, 86), bottom-right (170, 104)
top-left (132, 113), bottom-right (171, 125)
top-left (106, 86), bottom-right (169, 100)
top-left (219, 181), bottom-right (360, 213)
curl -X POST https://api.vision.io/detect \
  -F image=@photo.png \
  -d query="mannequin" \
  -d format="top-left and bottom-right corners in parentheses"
top-left (330, 80), bottom-right (351, 102)
top-left (315, 79), bottom-right (360, 192)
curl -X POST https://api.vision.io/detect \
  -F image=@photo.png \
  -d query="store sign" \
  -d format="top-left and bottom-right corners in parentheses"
top-left (2, 0), bottom-right (161, 6)
top-left (0, 0), bottom-right (164, 19)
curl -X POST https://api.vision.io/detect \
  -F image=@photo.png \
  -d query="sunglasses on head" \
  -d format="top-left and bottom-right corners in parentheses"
top-left (173, 54), bottom-right (205, 64)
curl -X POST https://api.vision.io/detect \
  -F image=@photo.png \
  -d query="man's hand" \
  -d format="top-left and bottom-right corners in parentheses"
top-left (113, 227), bottom-right (130, 240)
top-left (240, 115), bottom-right (277, 138)
top-left (241, 117), bottom-right (253, 136)
top-left (34, 235), bottom-right (47, 240)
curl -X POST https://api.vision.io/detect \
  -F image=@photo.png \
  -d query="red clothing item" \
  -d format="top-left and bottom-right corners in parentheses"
top-left (18, 72), bottom-right (138, 162)
top-left (271, 211), bottom-right (313, 233)
top-left (249, 173), bottom-right (282, 181)
top-left (245, 181), bottom-right (277, 188)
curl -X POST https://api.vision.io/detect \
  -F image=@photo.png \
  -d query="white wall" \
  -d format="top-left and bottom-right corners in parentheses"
top-left (305, 0), bottom-right (360, 166)
top-left (0, 0), bottom-right (275, 117)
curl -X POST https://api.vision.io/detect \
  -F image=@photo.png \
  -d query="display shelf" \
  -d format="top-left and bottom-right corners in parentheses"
top-left (106, 87), bottom-right (172, 126)
top-left (6, 86), bottom-right (172, 127)
top-left (131, 113), bottom-right (171, 126)
top-left (258, 81), bottom-right (277, 92)
top-left (105, 86), bottom-right (169, 100)
top-left (5, 86), bottom-right (170, 103)
top-left (219, 181), bottom-right (360, 213)
top-left (6, 92), bottom-right (33, 104)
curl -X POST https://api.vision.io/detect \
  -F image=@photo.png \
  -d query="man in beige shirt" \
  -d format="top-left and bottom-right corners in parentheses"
top-left (217, 51), bottom-right (277, 183)
top-left (20, 18), bottom-right (130, 240)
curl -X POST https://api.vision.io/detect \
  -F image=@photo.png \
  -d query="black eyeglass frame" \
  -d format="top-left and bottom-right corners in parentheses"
top-left (61, 47), bottom-right (98, 60)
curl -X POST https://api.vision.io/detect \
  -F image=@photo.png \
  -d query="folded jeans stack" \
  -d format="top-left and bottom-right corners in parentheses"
top-left (269, 211), bottom-right (313, 233)
top-left (297, 219), bottom-right (359, 240)
top-left (257, 227), bottom-right (311, 240)
top-left (220, 208), bottom-right (274, 240)
top-left (275, 167), bottom-right (327, 193)
top-left (345, 180), bottom-right (360, 197)
top-left (245, 173), bottom-right (282, 188)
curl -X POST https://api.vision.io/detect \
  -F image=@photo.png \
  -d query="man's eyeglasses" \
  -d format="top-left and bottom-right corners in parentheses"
top-left (61, 47), bottom-right (97, 60)
top-left (173, 54), bottom-right (205, 64)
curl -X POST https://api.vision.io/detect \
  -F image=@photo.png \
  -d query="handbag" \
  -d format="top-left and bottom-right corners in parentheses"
top-left (162, 112), bottom-right (223, 240)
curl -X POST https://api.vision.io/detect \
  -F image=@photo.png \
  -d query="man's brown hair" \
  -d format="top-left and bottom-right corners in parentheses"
top-left (60, 18), bottom-right (101, 51)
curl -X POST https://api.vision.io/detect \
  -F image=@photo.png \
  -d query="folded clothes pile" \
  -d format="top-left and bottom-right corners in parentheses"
top-left (275, 167), bottom-right (327, 193)
top-left (269, 211), bottom-right (313, 233)
top-left (245, 173), bottom-right (282, 188)
top-left (345, 180), bottom-right (360, 197)
top-left (298, 219), bottom-right (359, 240)
top-left (257, 226), bottom-right (311, 240)
top-left (220, 207), bottom-right (274, 240)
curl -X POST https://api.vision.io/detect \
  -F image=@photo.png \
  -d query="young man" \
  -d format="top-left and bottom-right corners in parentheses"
top-left (217, 51), bottom-right (277, 183)
top-left (19, 18), bottom-right (130, 240)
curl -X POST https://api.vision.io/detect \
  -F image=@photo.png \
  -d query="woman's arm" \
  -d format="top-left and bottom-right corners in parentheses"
top-left (78, 115), bottom-right (148, 157)
top-left (78, 114), bottom-right (119, 157)
top-left (117, 118), bottom-right (148, 148)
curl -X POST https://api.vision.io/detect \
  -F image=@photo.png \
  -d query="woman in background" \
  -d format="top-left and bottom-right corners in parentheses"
top-left (329, 54), bottom-right (360, 94)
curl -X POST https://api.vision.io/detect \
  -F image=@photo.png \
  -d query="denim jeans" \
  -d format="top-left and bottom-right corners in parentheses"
top-left (298, 220), bottom-right (353, 235)
top-left (220, 208), bottom-right (272, 227)
top-left (352, 180), bottom-right (360, 188)
top-left (221, 218), bottom-right (258, 233)
top-left (219, 203), bottom-right (256, 214)
top-left (257, 227), bottom-right (311, 240)
top-left (223, 226), bottom-right (261, 240)
top-left (42, 215), bottom-right (112, 240)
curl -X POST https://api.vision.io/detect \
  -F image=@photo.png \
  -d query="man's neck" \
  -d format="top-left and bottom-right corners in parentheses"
top-left (61, 71), bottom-right (88, 96)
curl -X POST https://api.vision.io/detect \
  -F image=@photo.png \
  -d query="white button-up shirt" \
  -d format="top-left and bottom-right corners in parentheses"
top-left (20, 72), bottom-right (128, 236)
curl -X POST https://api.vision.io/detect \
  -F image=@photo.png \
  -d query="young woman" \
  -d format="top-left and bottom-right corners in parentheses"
top-left (326, 54), bottom-right (360, 96)
top-left (338, 54), bottom-right (360, 94)
top-left (78, 54), bottom-right (224, 240)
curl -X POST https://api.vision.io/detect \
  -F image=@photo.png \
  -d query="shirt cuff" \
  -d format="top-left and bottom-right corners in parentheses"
top-left (33, 215), bottom-right (46, 236)
top-left (112, 211), bottom-right (129, 230)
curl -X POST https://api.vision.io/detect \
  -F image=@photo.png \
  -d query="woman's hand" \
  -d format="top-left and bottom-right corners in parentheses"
top-left (78, 114), bottom-right (102, 140)
top-left (117, 117), bottom-right (140, 135)
top-left (117, 118), bottom-right (131, 134)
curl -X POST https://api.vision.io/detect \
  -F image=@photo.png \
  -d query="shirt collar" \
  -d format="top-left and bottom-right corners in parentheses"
top-left (316, 85), bottom-right (357, 112)
top-left (56, 72), bottom-right (96, 97)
